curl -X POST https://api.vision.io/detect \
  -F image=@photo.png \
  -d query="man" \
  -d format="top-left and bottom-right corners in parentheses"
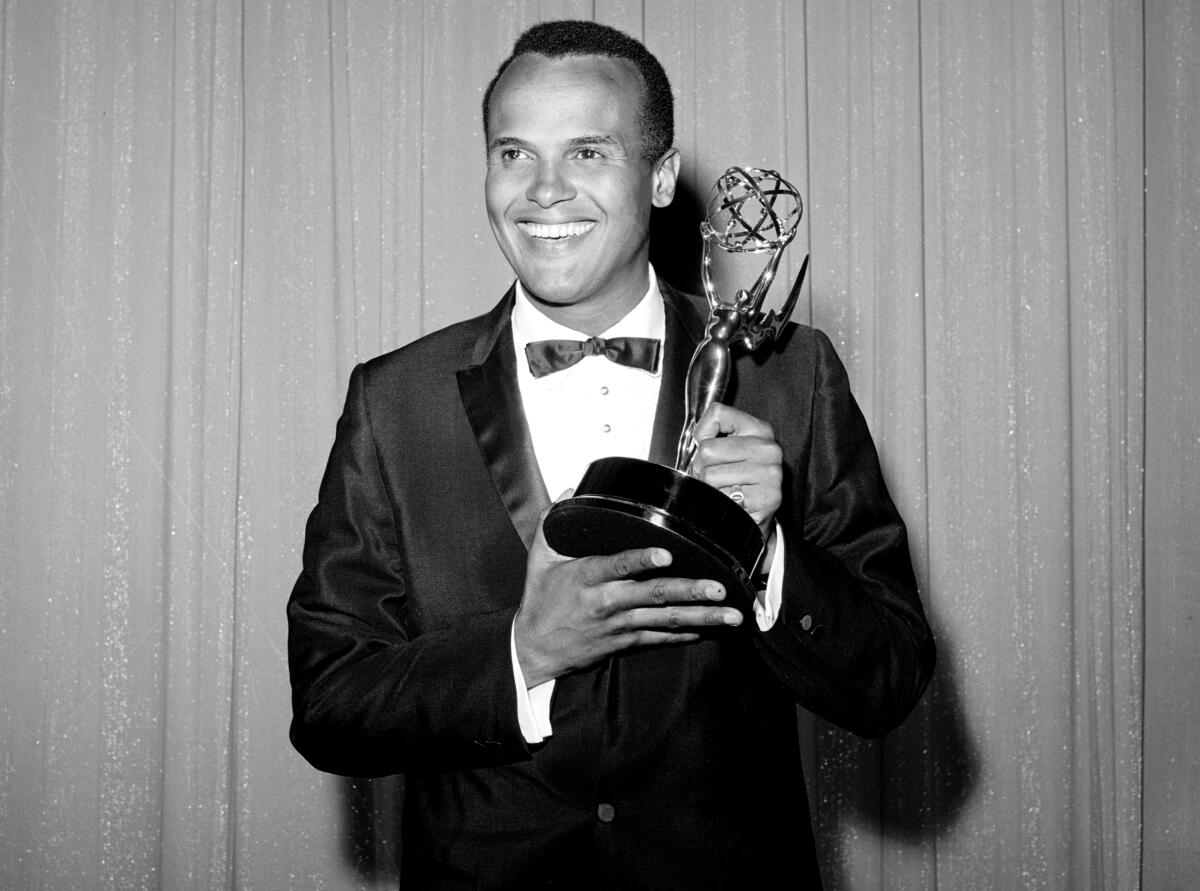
top-left (288, 20), bottom-right (934, 889)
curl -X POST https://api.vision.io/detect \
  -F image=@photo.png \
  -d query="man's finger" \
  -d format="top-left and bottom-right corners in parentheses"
top-left (600, 575), bottom-right (727, 613)
top-left (620, 604), bottom-right (743, 631)
top-left (698, 460), bottom-right (783, 492)
top-left (575, 546), bottom-right (672, 586)
top-left (692, 402), bottom-right (775, 442)
top-left (693, 436), bottom-right (782, 475)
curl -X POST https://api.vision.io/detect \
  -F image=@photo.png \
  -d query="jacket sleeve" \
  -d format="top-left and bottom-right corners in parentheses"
top-left (287, 363), bottom-right (531, 778)
top-left (754, 329), bottom-right (935, 737)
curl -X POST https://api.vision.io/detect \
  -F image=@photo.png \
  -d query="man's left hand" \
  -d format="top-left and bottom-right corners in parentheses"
top-left (690, 403), bottom-right (783, 548)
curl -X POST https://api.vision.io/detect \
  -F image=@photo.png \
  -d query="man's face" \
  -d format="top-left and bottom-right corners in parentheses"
top-left (485, 53), bottom-right (678, 332)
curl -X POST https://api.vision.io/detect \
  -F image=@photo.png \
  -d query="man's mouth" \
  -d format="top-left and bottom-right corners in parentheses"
top-left (518, 221), bottom-right (596, 240)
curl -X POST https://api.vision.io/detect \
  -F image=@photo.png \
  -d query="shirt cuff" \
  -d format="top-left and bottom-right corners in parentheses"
top-left (753, 523), bottom-right (786, 631)
top-left (510, 620), bottom-right (555, 743)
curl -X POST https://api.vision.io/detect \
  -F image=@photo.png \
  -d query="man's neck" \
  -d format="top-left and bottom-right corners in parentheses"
top-left (517, 269), bottom-right (657, 337)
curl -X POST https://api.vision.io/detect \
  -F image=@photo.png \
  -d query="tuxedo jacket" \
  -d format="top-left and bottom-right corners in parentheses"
top-left (288, 280), bottom-right (935, 889)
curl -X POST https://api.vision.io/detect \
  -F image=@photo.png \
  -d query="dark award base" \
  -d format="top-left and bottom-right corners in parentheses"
top-left (542, 456), bottom-right (765, 613)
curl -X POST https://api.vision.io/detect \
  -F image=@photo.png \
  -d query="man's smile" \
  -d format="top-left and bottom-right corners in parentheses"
top-left (517, 220), bottom-right (597, 240)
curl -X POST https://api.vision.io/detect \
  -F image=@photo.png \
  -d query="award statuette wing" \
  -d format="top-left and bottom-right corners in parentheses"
top-left (542, 167), bottom-right (808, 612)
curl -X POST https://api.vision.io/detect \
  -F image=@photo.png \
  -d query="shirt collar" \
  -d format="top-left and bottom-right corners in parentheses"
top-left (511, 265), bottom-right (666, 349)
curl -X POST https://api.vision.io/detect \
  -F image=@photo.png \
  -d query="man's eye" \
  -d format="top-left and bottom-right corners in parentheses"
top-left (492, 147), bottom-right (529, 164)
top-left (575, 147), bottom-right (603, 160)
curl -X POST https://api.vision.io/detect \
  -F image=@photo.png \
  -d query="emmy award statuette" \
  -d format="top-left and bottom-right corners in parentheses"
top-left (542, 167), bottom-right (809, 612)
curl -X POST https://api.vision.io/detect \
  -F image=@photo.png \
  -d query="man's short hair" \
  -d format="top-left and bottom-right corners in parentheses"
top-left (482, 20), bottom-right (675, 164)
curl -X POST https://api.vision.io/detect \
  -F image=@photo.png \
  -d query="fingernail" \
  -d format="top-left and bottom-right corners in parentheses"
top-left (706, 583), bottom-right (725, 600)
top-left (724, 610), bottom-right (742, 625)
top-left (651, 549), bottom-right (671, 567)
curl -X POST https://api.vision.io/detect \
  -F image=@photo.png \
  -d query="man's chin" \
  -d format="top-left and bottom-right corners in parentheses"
top-left (517, 277), bottom-right (587, 309)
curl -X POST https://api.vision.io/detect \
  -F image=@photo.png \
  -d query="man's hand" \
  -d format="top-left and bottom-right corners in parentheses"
top-left (514, 505), bottom-right (743, 688)
top-left (689, 403), bottom-right (783, 542)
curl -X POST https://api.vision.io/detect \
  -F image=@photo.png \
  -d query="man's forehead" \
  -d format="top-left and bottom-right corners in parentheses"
top-left (504, 50), bottom-right (640, 79)
top-left (488, 53), bottom-right (644, 120)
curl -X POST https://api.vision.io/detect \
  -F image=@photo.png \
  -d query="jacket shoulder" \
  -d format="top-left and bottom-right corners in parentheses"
top-left (355, 295), bottom-right (510, 390)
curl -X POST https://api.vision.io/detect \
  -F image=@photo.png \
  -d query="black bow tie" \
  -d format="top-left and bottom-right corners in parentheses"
top-left (524, 336), bottom-right (662, 379)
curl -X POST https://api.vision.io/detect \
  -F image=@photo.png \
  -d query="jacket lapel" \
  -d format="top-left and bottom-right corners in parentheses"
top-left (457, 289), bottom-right (550, 549)
top-left (649, 281), bottom-right (706, 467)
top-left (457, 280), bottom-right (706, 547)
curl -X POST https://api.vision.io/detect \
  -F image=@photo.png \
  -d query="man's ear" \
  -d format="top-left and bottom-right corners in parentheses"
top-left (650, 148), bottom-right (681, 208)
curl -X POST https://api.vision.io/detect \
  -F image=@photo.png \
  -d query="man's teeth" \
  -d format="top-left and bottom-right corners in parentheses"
top-left (520, 221), bottom-right (595, 239)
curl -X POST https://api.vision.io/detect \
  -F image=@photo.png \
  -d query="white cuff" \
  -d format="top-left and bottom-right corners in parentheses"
top-left (753, 523), bottom-right (786, 631)
top-left (510, 621), bottom-right (555, 743)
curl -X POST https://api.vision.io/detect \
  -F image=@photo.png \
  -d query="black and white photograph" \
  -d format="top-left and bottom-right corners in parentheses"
top-left (0, 2), bottom-right (1195, 888)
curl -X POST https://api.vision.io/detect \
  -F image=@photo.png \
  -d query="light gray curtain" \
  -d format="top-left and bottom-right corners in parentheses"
top-left (1, 1), bottom-right (1192, 887)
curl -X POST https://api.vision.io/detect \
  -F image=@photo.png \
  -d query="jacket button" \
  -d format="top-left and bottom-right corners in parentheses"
top-left (800, 614), bottom-right (813, 631)
top-left (596, 803), bottom-right (615, 823)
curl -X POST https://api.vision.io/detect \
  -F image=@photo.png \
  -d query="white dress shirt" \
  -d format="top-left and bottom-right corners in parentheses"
top-left (512, 273), bottom-right (666, 501)
top-left (507, 268), bottom-right (786, 743)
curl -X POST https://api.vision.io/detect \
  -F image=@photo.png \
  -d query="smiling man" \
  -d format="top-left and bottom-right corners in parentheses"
top-left (288, 20), bottom-right (934, 889)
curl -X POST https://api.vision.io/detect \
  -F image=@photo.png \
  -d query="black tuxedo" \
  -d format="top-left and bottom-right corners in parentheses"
top-left (288, 281), bottom-right (935, 888)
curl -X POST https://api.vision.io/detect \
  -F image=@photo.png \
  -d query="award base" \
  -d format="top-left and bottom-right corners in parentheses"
top-left (542, 456), bottom-right (765, 614)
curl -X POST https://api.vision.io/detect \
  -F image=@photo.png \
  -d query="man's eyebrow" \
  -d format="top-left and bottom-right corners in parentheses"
top-left (487, 136), bottom-right (530, 152)
top-left (567, 135), bottom-right (622, 149)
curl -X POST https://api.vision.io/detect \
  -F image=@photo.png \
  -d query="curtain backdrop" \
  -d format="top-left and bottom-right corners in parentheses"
top-left (1, 1), bottom-right (1193, 888)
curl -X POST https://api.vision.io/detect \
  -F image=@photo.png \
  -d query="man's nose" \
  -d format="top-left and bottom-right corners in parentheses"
top-left (526, 160), bottom-right (575, 207)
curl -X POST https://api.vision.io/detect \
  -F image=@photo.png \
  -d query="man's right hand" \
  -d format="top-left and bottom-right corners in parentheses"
top-left (513, 504), bottom-right (743, 688)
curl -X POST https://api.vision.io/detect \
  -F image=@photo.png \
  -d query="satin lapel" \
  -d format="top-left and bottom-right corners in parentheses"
top-left (457, 292), bottom-right (550, 549)
top-left (648, 281), bottom-right (707, 466)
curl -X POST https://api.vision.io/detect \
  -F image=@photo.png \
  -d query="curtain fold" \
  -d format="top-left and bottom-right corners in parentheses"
top-left (0, 1), bottom-right (1172, 887)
